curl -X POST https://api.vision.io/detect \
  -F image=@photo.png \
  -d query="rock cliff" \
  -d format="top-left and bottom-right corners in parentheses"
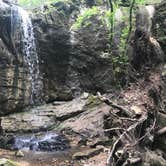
top-left (0, 2), bottom-right (31, 115)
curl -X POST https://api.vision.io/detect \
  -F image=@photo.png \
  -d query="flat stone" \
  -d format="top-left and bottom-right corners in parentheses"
top-left (59, 103), bottom-right (110, 138)
top-left (1, 98), bottom-right (87, 132)
top-left (88, 138), bottom-right (112, 148)
top-left (72, 147), bottom-right (103, 160)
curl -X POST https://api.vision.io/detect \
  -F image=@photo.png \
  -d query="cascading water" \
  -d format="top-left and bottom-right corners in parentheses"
top-left (12, 133), bottom-right (70, 151)
top-left (11, 5), bottom-right (42, 104)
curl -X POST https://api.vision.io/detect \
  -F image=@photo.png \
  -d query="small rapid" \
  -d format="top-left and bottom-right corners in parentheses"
top-left (13, 133), bottom-right (69, 152)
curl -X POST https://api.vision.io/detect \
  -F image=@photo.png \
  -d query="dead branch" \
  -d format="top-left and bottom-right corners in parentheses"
top-left (104, 128), bottom-right (125, 132)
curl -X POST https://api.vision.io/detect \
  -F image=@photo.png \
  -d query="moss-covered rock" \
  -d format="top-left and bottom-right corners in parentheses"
top-left (0, 158), bottom-right (20, 166)
top-left (85, 95), bottom-right (101, 108)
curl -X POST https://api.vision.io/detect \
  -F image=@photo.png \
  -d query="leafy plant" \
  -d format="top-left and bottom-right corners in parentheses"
top-left (18, 0), bottom-right (69, 9)
top-left (71, 6), bottom-right (100, 29)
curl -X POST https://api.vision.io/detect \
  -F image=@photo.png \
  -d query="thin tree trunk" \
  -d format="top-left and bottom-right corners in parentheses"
top-left (108, 0), bottom-right (114, 43)
top-left (123, 0), bottom-right (135, 57)
top-left (127, 0), bottom-right (135, 42)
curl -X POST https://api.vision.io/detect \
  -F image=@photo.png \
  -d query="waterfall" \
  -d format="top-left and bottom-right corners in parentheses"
top-left (11, 5), bottom-right (42, 104)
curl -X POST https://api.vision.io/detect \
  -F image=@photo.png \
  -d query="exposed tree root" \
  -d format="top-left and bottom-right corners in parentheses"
top-left (97, 92), bottom-right (158, 166)
top-left (106, 112), bottom-right (148, 166)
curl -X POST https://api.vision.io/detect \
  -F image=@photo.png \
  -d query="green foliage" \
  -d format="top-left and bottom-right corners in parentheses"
top-left (135, 0), bottom-right (162, 5)
top-left (120, 23), bottom-right (130, 55)
top-left (18, 0), bottom-right (69, 9)
top-left (105, 10), bottom-right (114, 29)
top-left (135, 0), bottom-right (146, 5)
top-left (72, 7), bottom-right (100, 29)
top-left (109, 7), bottom-right (130, 83)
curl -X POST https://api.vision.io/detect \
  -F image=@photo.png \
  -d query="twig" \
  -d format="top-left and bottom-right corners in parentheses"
top-left (132, 117), bottom-right (156, 146)
top-left (104, 128), bottom-right (125, 132)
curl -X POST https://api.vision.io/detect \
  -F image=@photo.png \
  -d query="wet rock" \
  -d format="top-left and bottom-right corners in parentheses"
top-left (1, 97), bottom-right (87, 132)
top-left (72, 147), bottom-right (103, 160)
top-left (0, 1), bottom-right (34, 115)
top-left (2, 133), bottom-right (70, 152)
top-left (37, 134), bottom-right (70, 151)
top-left (0, 158), bottom-right (20, 166)
top-left (0, 134), bottom-right (15, 150)
top-left (1, 96), bottom-right (111, 146)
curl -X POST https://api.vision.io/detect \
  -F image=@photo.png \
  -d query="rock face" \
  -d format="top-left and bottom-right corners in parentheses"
top-left (131, 4), bottom-right (164, 70)
top-left (153, 0), bottom-right (166, 55)
top-left (32, 1), bottom-right (116, 102)
top-left (0, 2), bottom-right (31, 115)
top-left (33, 0), bottom-right (166, 102)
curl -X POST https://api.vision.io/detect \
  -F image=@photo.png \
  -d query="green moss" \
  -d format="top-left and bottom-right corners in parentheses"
top-left (86, 95), bottom-right (101, 108)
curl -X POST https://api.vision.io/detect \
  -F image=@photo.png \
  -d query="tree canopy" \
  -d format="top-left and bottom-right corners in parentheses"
top-left (18, 0), bottom-right (65, 9)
